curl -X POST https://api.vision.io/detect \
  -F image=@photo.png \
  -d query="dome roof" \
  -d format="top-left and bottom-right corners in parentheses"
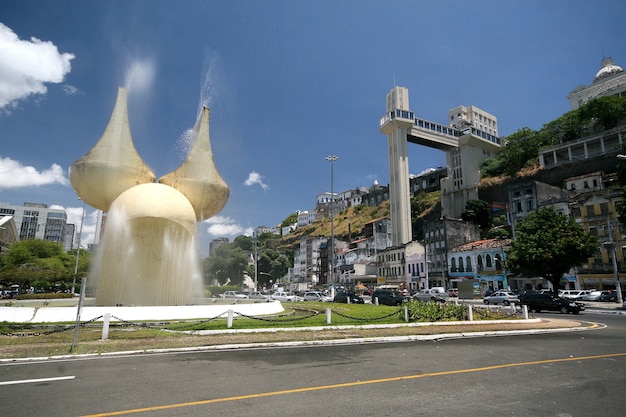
top-left (594, 57), bottom-right (624, 82)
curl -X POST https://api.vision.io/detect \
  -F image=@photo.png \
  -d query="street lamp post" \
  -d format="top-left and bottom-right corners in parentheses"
top-left (604, 221), bottom-right (623, 306)
top-left (326, 155), bottom-right (338, 290)
top-left (71, 199), bottom-right (86, 295)
top-left (253, 232), bottom-right (258, 291)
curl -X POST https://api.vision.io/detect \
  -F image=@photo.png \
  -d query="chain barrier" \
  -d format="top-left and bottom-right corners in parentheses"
top-left (1, 304), bottom-right (526, 336)
top-left (0, 315), bottom-right (104, 337)
top-left (235, 309), bottom-right (319, 323)
top-left (332, 307), bottom-right (403, 321)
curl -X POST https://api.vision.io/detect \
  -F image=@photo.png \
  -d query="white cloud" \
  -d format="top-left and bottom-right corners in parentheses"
top-left (244, 171), bottom-right (269, 190)
top-left (0, 23), bottom-right (74, 110)
top-left (0, 156), bottom-right (69, 188)
top-left (203, 215), bottom-right (254, 237)
top-left (63, 84), bottom-right (80, 95)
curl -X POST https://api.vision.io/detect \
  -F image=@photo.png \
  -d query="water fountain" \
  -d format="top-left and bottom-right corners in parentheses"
top-left (0, 86), bottom-right (285, 323)
top-left (69, 86), bottom-right (229, 306)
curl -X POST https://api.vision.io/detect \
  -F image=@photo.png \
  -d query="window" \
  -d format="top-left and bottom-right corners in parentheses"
top-left (600, 203), bottom-right (609, 215)
top-left (495, 254), bottom-right (503, 270)
top-left (458, 257), bottom-right (464, 272)
top-left (585, 204), bottom-right (596, 216)
top-left (450, 257), bottom-right (457, 272)
top-left (486, 254), bottom-right (493, 268)
top-left (466, 256), bottom-right (472, 272)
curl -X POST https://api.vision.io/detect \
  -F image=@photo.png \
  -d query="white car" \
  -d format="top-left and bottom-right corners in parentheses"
top-left (303, 291), bottom-right (332, 302)
top-left (248, 291), bottom-right (269, 300)
top-left (483, 290), bottom-right (520, 305)
top-left (271, 291), bottom-right (298, 302)
top-left (221, 291), bottom-right (248, 299)
top-left (559, 290), bottom-right (590, 300)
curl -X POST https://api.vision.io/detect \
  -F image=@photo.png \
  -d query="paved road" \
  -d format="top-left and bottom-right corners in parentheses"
top-left (1, 312), bottom-right (625, 417)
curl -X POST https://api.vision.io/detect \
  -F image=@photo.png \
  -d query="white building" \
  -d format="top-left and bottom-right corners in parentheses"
top-left (297, 210), bottom-right (317, 227)
top-left (0, 203), bottom-right (72, 250)
top-left (568, 57), bottom-right (626, 110)
top-left (448, 105), bottom-right (499, 137)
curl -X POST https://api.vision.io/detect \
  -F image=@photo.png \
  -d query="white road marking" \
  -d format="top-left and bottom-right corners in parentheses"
top-left (0, 375), bottom-right (75, 386)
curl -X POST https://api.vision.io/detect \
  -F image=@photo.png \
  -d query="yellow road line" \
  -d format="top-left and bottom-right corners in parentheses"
top-left (81, 351), bottom-right (626, 417)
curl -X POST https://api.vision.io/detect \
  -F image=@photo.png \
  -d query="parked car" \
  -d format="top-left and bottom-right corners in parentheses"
top-left (447, 288), bottom-right (458, 297)
top-left (371, 289), bottom-right (409, 306)
top-left (333, 291), bottom-right (364, 304)
top-left (599, 290), bottom-right (626, 302)
top-left (413, 287), bottom-right (450, 303)
top-left (248, 291), bottom-right (269, 300)
top-left (559, 290), bottom-right (591, 300)
top-left (222, 291), bottom-right (248, 299)
top-left (483, 290), bottom-right (520, 306)
top-left (271, 291), bottom-right (298, 302)
top-left (581, 290), bottom-right (608, 301)
top-left (303, 291), bottom-right (332, 302)
top-left (519, 292), bottom-right (584, 314)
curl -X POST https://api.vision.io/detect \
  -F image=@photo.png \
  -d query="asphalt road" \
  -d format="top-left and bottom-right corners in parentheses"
top-left (1, 312), bottom-right (625, 417)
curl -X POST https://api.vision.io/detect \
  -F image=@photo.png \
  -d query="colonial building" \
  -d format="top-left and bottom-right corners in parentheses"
top-left (448, 238), bottom-right (512, 294)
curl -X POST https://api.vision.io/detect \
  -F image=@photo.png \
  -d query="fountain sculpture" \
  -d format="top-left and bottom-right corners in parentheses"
top-left (69, 87), bottom-right (229, 306)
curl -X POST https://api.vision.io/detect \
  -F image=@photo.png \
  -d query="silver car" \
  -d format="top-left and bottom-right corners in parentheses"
top-left (271, 291), bottom-right (297, 302)
top-left (248, 291), bottom-right (269, 300)
top-left (483, 290), bottom-right (520, 305)
top-left (303, 291), bottom-right (332, 302)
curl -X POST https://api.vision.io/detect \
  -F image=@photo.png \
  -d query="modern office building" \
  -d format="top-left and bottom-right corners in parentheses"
top-left (0, 203), bottom-right (73, 250)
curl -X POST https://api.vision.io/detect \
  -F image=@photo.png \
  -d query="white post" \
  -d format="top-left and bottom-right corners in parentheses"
top-left (227, 309), bottom-right (234, 328)
top-left (374, 297), bottom-right (379, 305)
top-left (403, 306), bottom-right (409, 322)
top-left (523, 305), bottom-right (529, 320)
top-left (468, 304), bottom-right (473, 321)
top-left (326, 307), bottom-right (331, 324)
top-left (101, 313), bottom-right (111, 341)
top-left (510, 303), bottom-right (516, 314)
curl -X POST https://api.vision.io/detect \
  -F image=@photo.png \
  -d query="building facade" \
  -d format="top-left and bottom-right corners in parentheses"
top-left (568, 57), bottom-right (626, 110)
top-left (0, 203), bottom-right (72, 250)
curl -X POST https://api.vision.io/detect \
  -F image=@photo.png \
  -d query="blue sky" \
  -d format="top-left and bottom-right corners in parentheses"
top-left (1, 0), bottom-right (625, 256)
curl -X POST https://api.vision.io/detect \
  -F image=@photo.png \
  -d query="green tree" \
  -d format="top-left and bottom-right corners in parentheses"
top-left (203, 244), bottom-right (249, 287)
top-left (256, 248), bottom-right (289, 287)
top-left (461, 199), bottom-right (492, 230)
top-left (0, 240), bottom-right (90, 292)
top-left (280, 213), bottom-right (298, 227)
top-left (577, 95), bottom-right (626, 131)
top-left (506, 207), bottom-right (598, 292)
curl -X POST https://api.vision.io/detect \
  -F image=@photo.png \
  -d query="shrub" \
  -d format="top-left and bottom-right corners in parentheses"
top-left (403, 300), bottom-right (467, 322)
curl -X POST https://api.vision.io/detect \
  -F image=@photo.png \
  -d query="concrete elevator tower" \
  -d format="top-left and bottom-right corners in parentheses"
top-left (380, 86), bottom-right (414, 246)
top-left (380, 86), bottom-right (502, 248)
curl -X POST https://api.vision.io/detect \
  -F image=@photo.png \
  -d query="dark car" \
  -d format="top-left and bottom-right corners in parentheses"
top-left (371, 289), bottom-right (409, 306)
top-left (599, 290), bottom-right (625, 302)
top-left (519, 292), bottom-right (584, 314)
top-left (333, 292), bottom-right (364, 304)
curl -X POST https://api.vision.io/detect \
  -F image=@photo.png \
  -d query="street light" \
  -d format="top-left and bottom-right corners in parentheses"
top-left (603, 239), bottom-right (624, 306)
top-left (325, 155), bottom-right (338, 290)
top-left (71, 199), bottom-right (86, 295)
